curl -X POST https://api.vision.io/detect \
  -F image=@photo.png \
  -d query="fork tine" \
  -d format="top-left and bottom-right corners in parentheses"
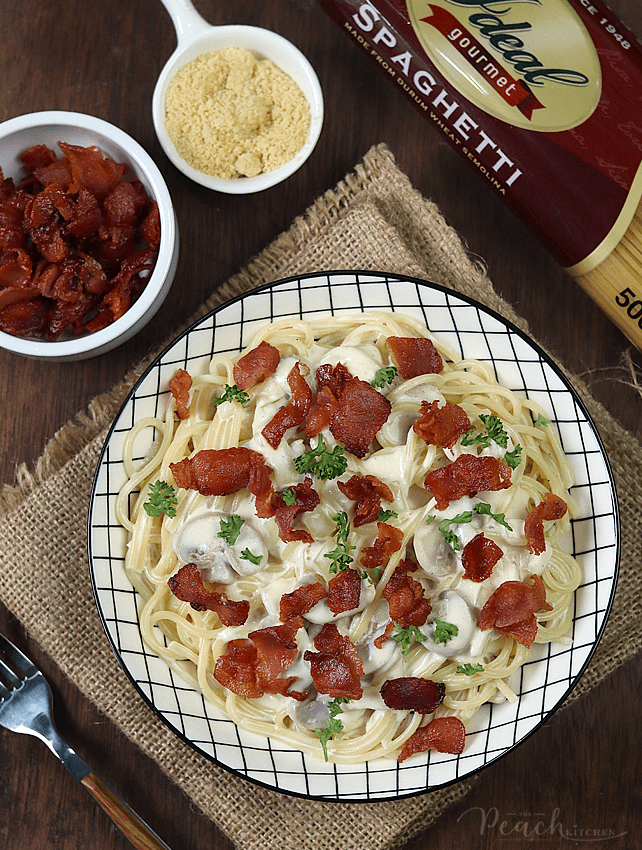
top-left (0, 654), bottom-right (22, 688)
top-left (0, 632), bottom-right (39, 679)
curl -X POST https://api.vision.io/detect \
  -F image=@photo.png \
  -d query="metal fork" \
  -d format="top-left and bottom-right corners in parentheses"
top-left (0, 631), bottom-right (172, 850)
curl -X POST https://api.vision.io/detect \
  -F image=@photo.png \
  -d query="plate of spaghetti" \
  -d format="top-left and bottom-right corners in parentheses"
top-left (88, 271), bottom-right (619, 801)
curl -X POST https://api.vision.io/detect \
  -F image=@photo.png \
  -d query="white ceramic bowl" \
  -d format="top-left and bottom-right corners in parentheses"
top-left (0, 111), bottom-right (179, 361)
top-left (152, 4), bottom-right (324, 194)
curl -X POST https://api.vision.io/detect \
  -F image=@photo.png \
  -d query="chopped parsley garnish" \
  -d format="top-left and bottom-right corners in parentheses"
top-left (461, 413), bottom-right (522, 468)
top-left (391, 623), bottom-right (428, 655)
top-left (378, 508), bottom-right (398, 522)
top-left (315, 697), bottom-right (350, 761)
top-left (434, 619), bottom-right (459, 645)
top-left (212, 384), bottom-right (250, 408)
top-left (430, 502), bottom-right (513, 548)
top-left (474, 502), bottom-right (513, 531)
top-left (438, 511), bottom-right (473, 550)
top-left (361, 568), bottom-right (382, 585)
top-left (143, 480), bottom-right (178, 518)
top-left (240, 548), bottom-right (262, 565)
top-left (217, 515), bottom-right (244, 546)
top-left (281, 488), bottom-right (297, 506)
top-left (294, 434), bottom-right (348, 480)
top-left (456, 663), bottom-right (485, 675)
top-left (504, 445), bottom-right (522, 470)
top-left (534, 413), bottom-right (551, 427)
top-left (371, 365), bottom-right (398, 388)
top-left (324, 511), bottom-right (355, 575)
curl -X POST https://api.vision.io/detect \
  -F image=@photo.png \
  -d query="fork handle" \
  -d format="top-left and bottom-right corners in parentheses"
top-left (80, 772), bottom-right (172, 850)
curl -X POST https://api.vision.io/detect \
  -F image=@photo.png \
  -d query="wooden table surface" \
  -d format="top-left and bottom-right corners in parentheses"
top-left (1, 1), bottom-right (640, 847)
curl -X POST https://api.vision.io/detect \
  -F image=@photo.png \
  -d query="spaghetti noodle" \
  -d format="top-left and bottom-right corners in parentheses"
top-left (116, 311), bottom-right (581, 763)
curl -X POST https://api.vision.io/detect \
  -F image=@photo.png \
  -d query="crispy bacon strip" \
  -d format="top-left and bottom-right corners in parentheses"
top-left (413, 400), bottom-right (471, 449)
top-left (273, 477), bottom-right (320, 543)
top-left (461, 533), bottom-right (504, 582)
top-left (330, 376), bottom-right (391, 458)
top-left (214, 620), bottom-right (307, 701)
top-left (168, 564), bottom-right (250, 626)
top-left (233, 340), bottom-right (281, 390)
top-left (306, 363), bottom-right (391, 457)
top-left (478, 574), bottom-right (552, 647)
top-left (327, 567), bottom-right (361, 615)
top-left (337, 474), bottom-right (394, 527)
top-left (374, 558), bottom-right (432, 648)
top-left (524, 493), bottom-right (568, 555)
top-left (360, 521), bottom-right (404, 570)
top-left (170, 368), bottom-right (192, 420)
top-left (424, 453), bottom-right (512, 510)
top-left (170, 447), bottom-right (272, 502)
top-left (387, 336), bottom-right (444, 378)
top-left (262, 362), bottom-right (312, 448)
top-left (249, 620), bottom-right (307, 699)
top-left (398, 716), bottom-right (466, 762)
top-left (381, 677), bottom-right (445, 713)
top-left (280, 582), bottom-right (327, 622)
top-left (305, 385), bottom-right (340, 438)
top-left (213, 640), bottom-right (263, 699)
top-left (303, 623), bottom-right (363, 700)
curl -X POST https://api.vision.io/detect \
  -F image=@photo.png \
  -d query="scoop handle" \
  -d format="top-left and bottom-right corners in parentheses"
top-left (80, 771), bottom-right (172, 850)
top-left (157, 0), bottom-right (211, 45)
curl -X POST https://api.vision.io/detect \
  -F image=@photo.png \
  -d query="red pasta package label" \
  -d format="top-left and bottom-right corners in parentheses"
top-left (320, 0), bottom-right (642, 272)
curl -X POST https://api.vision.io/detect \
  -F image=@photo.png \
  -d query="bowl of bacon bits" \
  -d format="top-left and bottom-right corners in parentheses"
top-left (0, 111), bottom-right (178, 360)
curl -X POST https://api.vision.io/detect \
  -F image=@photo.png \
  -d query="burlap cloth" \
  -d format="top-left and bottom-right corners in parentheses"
top-left (0, 145), bottom-right (640, 850)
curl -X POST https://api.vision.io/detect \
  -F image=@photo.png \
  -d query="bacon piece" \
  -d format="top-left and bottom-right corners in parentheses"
top-left (262, 362), bottom-right (312, 448)
top-left (170, 447), bottom-right (272, 502)
top-left (306, 363), bottom-right (391, 457)
top-left (65, 188), bottom-right (102, 239)
top-left (33, 157), bottom-right (73, 190)
top-left (215, 620), bottom-right (307, 701)
top-left (387, 336), bottom-right (443, 378)
top-left (327, 567), bottom-right (361, 615)
top-left (305, 385), bottom-right (340, 439)
top-left (375, 559), bottom-right (431, 649)
top-left (337, 474), bottom-right (394, 527)
top-left (249, 620), bottom-right (306, 698)
top-left (19, 144), bottom-right (56, 171)
top-left (424, 454), bottom-right (512, 510)
top-left (316, 362), bottom-right (352, 397)
top-left (168, 564), bottom-right (250, 626)
top-left (233, 340), bottom-right (281, 390)
top-left (280, 582), bottom-right (327, 622)
top-left (58, 141), bottom-right (126, 201)
top-left (478, 574), bottom-right (552, 648)
top-left (170, 368), bottom-right (192, 420)
top-left (461, 533), bottom-right (503, 582)
top-left (303, 623), bottom-right (363, 700)
top-left (381, 677), bottom-right (445, 713)
top-left (0, 247), bottom-right (32, 288)
top-left (360, 521), bottom-right (404, 570)
top-left (413, 400), bottom-right (471, 449)
top-left (104, 180), bottom-right (146, 228)
top-left (0, 297), bottom-right (49, 337)
top-left (524, 493), bottom-right (568, 556)
top-left (398, 716), bottom-right (466, 762)
top-left (214, 640), bottom-right (263, 699)
top-left (140, 200), bottom-right (161, 250)
top-left (273, 477), bottom-right (320, 543)
top-left (330, 376), bottom-right (391, 458)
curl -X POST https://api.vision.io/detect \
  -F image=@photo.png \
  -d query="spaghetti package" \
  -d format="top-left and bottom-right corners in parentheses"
top-left (319, 0), bottom-right (642, 348)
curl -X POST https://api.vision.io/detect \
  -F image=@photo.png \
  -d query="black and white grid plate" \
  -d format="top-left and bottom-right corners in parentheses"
top-left (88, 271), bottom-right (619, 802)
